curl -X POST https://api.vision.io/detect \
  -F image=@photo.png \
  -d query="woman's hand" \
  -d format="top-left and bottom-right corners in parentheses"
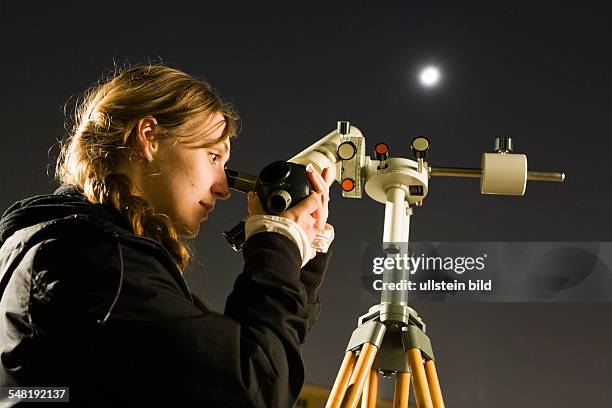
top-left (246, 163), bottom-right (335, 243)
top-left (304, 163), bottom-right (334, 231)
top-left (247, 189), bottom-right (321, 242)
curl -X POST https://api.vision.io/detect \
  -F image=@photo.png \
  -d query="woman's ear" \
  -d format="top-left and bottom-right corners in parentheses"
top-left (135, 116), bottom-right (160, 162)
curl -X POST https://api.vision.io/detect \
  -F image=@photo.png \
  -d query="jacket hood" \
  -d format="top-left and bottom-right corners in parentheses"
top-left (0, 184), bottom-right (131, 247)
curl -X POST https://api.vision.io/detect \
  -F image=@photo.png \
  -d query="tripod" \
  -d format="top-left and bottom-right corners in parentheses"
top-left (325, 185), bottom-right (444, 408)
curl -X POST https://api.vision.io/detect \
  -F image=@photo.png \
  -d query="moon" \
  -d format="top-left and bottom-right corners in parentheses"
top-left (419, 66), bottom-right (441, 87)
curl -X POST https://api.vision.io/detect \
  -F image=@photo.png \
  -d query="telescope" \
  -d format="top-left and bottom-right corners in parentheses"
top-left (223, 121), bottom-right (565, 408)
top-left (223, 121), bottom-right (564, 251)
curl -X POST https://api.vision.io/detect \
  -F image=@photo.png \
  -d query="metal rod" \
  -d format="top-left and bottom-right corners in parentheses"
top-left (381, 187), bottom-right (410, 306)
top-left (430, 167), bottom-right (481, 178)
top-left (526, 170), bottom-right (565, 182)
top-left (430, 166), bottom-right (565, 182)
top-left (383, 187), bottom-right (409, 243)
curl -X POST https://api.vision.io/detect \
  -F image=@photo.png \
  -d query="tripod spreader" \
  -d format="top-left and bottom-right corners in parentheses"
top-left (326, 304), bottom-right (443, 408)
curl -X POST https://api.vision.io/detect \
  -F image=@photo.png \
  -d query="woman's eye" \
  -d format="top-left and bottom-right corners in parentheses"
top-left (210, 153), bottom-right (220, 163)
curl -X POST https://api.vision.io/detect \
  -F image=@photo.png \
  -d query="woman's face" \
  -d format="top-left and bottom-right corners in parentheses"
top-left (138, 111), bottom-right (231, 238)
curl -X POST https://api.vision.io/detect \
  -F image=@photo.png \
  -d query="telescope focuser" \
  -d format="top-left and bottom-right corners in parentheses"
top-left (223, 161), bottom-right (312, 251)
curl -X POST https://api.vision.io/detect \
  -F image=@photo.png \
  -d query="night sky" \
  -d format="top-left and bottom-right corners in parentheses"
top-left (1, 2), bottom-right (611, 406)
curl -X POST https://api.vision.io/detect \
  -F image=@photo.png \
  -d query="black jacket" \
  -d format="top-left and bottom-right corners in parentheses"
top-left (0, 184), bottom-right (332, 407)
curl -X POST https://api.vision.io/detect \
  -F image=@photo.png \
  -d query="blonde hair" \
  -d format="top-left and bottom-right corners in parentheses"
top-left (55, 63), bottom-right (239, 272)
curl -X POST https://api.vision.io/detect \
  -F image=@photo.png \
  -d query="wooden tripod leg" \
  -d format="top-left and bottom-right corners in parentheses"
top-left (361, 367), bottom-right (378, 408)
top-left (424, 360), bottom-right (445, 408)
top-left (392, 372), bottom-right (411, 408)
top-left (325, 351), bottom-right (357, 408)
top-left (406, 348), bottom-right (433, 408)
top-left (341, 343), bottom-right (379, 408)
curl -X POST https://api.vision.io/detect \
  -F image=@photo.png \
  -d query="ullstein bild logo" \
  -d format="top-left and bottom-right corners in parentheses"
top-left (372, 253), bottom-right (488, 275)
top-left (372, 279), bottom-right (492, 292)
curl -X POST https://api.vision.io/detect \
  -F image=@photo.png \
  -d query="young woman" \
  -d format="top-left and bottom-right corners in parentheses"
top-left (0, 64), bottom-right (335, 406)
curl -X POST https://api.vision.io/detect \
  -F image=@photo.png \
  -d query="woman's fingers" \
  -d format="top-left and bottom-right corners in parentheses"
top-left (290, 191), bottom-right (323, 216)
top-left (306, 164), bottom-right (330, 203)
top-left (247, 191), bottom-right (265, 215)
top-left (249, 189), bottom-right (323, 219)
top-left (282, 191), bottom-right (323, 242)
top-left (321, 166), bottom-right (335, 188)
top-left (306, 164), bottom-right (325, 192)
top-left (304, 164), bottom-right (334, 231)
top-left (248, 163), bottom-right (335, 243)
top-left (304, 215), bottom-right (316, 242)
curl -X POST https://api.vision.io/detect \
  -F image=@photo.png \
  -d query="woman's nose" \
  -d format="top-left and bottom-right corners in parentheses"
top-left (213, 173), bottom-right (231, 200)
